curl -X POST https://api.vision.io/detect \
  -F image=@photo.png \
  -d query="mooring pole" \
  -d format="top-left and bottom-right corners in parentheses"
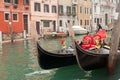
top-left (30, 21), bottom-right (39, 56)
top-left (9, 18), bottom-right (13, 43)
top-left (108, 2), bottom-right (120, 75)
top-left (23, 30), bottom-right (27, 39)
top-left (0, 31), bottom-right (2, 44)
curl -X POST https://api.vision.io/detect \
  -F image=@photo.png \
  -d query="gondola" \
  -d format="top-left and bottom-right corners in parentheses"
top-left (75, 41), bottom-right (110, 71)
top-left (37, 42), bottom-right (77, 69)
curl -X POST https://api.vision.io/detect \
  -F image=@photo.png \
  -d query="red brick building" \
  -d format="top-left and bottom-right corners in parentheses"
top-left (0, 0), bottom-right (30, 34)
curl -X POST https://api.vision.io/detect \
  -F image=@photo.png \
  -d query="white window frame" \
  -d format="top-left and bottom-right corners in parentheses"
top-left (52, 5), bottom-right (57, 13)
top-left (34, 2), bottom-right (40, 12)
top-left (44, 4), bottom-right (49, 13)
top-left (12, 0), bottom-right (18, 4)
top-left (4, 12), bottom-right (10, 22)
top-left (12, 13), bottom-right (18, 22)
top-left (4, 0), bottom-right (11, 3)
top-left (23, 0), bottom-right (29, 5)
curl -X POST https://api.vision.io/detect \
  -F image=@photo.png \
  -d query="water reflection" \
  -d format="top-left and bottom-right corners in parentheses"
top-left (1, 31), bottom-right (120, 80)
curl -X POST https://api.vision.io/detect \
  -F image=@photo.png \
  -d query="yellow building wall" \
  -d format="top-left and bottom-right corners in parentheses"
top-left (77, 0), bottom-right (91, 28)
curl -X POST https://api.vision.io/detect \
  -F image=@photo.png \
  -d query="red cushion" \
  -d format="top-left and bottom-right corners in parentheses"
top-left (92, 35), bottom-right (101, 45)
top-left (81, 35), bottom-right (95, 50)
top-left (96, 29), bottom-right (106, 40)
top-left (82, 35), bottom-right (93, 45)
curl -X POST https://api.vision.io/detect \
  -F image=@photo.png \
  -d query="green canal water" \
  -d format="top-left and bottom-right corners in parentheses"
top-left (0, 33), bottom-right (120, 80)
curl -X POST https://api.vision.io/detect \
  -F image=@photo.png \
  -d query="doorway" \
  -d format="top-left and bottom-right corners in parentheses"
top-left (53, 21), bottom-right (56, 32)
top-left (97, 18), bottom-right (99, 24)
top-left (36, 22), bottom-right (40, 34)
top-left (105, 13), bottom-right (108, 25)
top-left (23, 15), bottom-right (28, 34)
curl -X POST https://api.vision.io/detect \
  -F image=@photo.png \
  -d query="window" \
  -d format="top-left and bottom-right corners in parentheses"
top-left (73, 21), bottom-right (75, 25)
top-left (4, 12), bottom-right (10, 21)
top-left (58, 5), bottom-right (63, 14)
top-left (23, 0), bottom-right (29, 5)
top-left (12, 0), bottom-right (18, 4)
top-left (67, 6), bottom-right (71, 15)
top-left (80, 6), bottom-right (82, 13)
top-left (80, 20), bottom-right (82, 25)
top-left (13, 13), bottom-right (18, 21)
top-left (90, 8), bottom-right (92, 14)
top-left (67, 20), bottom-right (70, 23)
top-left (94, 18), bottom-right (96, 23)
top-left (72, 6), bottom-right (76, 14)
top-left (85, 7), bottom-right (86, 14)
top-left (59, 20), bottom-right (62, 26)
top-left (67, 6), bottom-right (71, 13)
top-left (44, 4), bottom-right (49, 13)
top-left (94, 5), bottom-right (96, 12)
top-left (43, 21), bottom-right (50, 27)
top-left (34, 3), bottom-right (40, 11)
top-left (100, 18), bottom-right (102, 23)
top-left (87, 8), bottom-right (89, 14)
top-left (4, 0), bottom-right (10, 3)
top-left (87, 20), bottom-right (89, 25)
top-left (36, 22), bottom-right (40, 34)
top-left (85, 20), bottom-right (86, 25)
top-left (105, 14), bottom-right (108, 25)
top-left (52, 5), bottom-right (57, 13)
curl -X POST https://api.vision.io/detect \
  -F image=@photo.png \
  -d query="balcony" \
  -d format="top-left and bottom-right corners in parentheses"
top-left (13, 4), bottom-right (18, 8)
top-left (66, 12), bottom-right (71, 16)
top-left (72, 0), bottom-right (77, 5)
top-left (4, 3), bottom-right (10, 7)
top-left (24, 4), bottom-right (29, 10)
top-left (58, 12), bottom-right (64, 16)
top-left (72, 12), bottom-right (76, 16)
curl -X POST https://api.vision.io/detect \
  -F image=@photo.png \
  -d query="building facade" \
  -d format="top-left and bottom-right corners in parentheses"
top-left (77, 0), bottom-right (91, 31)
top-left (91, 0), bottom-right (117, 31)
top-left (30, 0), bottom-right (58, 36)
top-left (58, 0), bottom-right (77, 32)
top-left (0, 0), bottom-right (30, 35)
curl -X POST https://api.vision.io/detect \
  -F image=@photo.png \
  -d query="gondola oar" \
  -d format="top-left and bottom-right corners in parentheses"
top-left (68, 23), bottom-right (84, 70)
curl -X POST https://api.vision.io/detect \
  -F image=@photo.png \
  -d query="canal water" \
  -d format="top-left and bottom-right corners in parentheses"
top-left (0, 32), bottom-right (120, 80)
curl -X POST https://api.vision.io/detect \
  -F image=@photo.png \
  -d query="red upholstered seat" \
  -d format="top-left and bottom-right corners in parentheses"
top-left (81, 35), bottom-right (95, 50)
top-left (92, 35), bottom-right (101, 45)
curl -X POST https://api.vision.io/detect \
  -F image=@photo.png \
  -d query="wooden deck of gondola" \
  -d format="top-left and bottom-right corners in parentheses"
top-left (51, 49), bottom-right (74, 54)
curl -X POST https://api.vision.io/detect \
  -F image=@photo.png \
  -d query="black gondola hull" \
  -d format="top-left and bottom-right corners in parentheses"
top-left (37, 43), bottom-right (77, 69)
top-left (75, 42), bottom-right (109, 71)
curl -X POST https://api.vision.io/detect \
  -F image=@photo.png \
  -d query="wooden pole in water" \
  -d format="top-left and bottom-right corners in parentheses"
top-left (108, 3), bottom-right (120, 75)
top-left (9, 18), bottom-right (14, 43)
top-left (30, 21), bottom-right (39, 56)
top-left (0, 31), bottom-right (2, 44)
top-left (68, 23), bottom-right (76, 55)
